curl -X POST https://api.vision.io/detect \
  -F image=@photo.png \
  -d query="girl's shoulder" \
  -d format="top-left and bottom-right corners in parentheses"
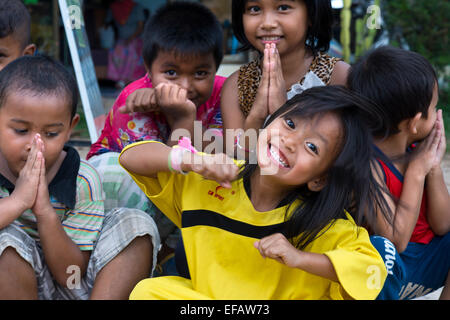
top-left (309, 52), bottom-right (348, 85)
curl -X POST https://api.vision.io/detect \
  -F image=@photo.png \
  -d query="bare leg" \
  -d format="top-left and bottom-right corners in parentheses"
top-left (0, 247), bottom-right (38, 299)
top-left (90, 235), bottom-right (153, 300)
top-left (439, 270), bottom-right (450, 300)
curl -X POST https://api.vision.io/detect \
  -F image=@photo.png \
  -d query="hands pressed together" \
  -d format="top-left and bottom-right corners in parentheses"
top-left (13, 134), bottom-right (53, 221)
top-left (409, 109), bottom-right (446, 177)
top-left (252, 43), bottom-right (287, 120)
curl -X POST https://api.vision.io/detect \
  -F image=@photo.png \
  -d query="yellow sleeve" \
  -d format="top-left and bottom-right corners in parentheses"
top-left (321, 220), bottom-right (387, 300)
top-left (120, 141), bottom-right (184, 228)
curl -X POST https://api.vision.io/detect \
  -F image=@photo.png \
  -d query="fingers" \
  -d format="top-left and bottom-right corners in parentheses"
top-left (191, 153), bottom-right (239, 188)
top-left (23, 134), bottom-right (42, 174)
top-left (121, 88), bottom-right (158, 114)
top-left (254, 233), bottom-right (287, 260)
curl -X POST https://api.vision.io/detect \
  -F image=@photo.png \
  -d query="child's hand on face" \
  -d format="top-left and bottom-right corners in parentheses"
top-left (187, 152), bottom-right (239, 189)
top-left (254, 233), bottom-right (301, 268)
top-left (431, 109), bottom-right (446, 171)
top-left (410, 110), bottom-right (445, 177)
top-left (155, 83), bottom-right (197, 120)
top-left (266, 43), bottom-right (287, 115)
top-left (119, 88), bottom-right (159, 114)
top-left (12, 134), bottom-right (43, 212)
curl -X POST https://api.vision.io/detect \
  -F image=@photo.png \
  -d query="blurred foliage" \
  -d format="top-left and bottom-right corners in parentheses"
top-left (382, 0), bottom-right (450, 142)
top-left (340, 0), bottom-right (352, 62)
top-left (354, 0), bottom-right (380, 60)
top-left (382, 0), bottom-right (449, 74)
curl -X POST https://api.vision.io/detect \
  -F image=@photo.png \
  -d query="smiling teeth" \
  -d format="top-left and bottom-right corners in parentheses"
top-left (270, 146), bottom-right (288, 168)
top-left (262, 37), bottom-right (280, 41)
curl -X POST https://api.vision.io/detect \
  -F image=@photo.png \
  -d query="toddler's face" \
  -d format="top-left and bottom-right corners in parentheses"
top-left (148, 50), bottom-right (217, 108)
top-left (0, 92), bottom-right (78, 178)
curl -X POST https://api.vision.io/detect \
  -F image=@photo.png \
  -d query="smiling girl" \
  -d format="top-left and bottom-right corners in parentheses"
top-left (119, 86), bottom-right (392, 300)
top-left (221, 0), bottom-right (349, 156)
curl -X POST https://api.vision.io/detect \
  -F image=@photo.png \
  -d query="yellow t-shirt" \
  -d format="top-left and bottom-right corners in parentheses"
top-left (121, 141), bottom-right (387, 300)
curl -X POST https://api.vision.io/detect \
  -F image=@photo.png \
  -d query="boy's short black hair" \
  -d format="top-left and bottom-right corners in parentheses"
top-left (232, 0), bottom-right (333, 54)
top-left (0, 0), bottom-right (31, 49)
top-left (348, 46), bottom-right (438, 138)
top-left (0, 55), bottom-right (78, 119)
top-left (142, 1), bottom-right (223, 70)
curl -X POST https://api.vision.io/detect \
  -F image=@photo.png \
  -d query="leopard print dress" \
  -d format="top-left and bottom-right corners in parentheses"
top-left (237, 52), bottom-right (341, 117)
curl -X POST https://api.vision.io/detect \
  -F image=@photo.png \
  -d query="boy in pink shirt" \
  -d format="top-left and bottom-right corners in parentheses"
top-left (87, 2), bottom-right (225, 265)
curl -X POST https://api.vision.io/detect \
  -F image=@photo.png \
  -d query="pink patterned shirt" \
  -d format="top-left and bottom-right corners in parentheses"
top-left (87, 74), bottom-right (226, 159)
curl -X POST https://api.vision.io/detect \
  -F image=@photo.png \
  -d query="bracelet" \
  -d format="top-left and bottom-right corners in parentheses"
top-left (168, 137), bottom-right (198, 175)
top-left (235, 133), bottom-right (256, 153)
top-left (168, 147), bottom-right (189, 175)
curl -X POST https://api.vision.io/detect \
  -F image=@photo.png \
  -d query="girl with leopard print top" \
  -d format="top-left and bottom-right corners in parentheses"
top-left (221, 0), bottom-right (349, 158)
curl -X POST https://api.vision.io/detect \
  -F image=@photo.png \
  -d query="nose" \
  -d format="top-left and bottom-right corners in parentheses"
top-left (281, 132), bottom-right (296, 153)
top-left (177, 76), bottom-right (191, 91)
top-left (261, 11), bottom-right (278, 30)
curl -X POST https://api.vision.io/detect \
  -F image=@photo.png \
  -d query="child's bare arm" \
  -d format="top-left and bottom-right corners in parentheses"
top-left (221, 70), bottom-right (246, 155)
top-left (426, 167), bottom-right (450, 235)
top-left (425, 110), bottom-right (450, 235)
top-left (120, 141), bottom-right (239, 188)
top-left (254, 233), bottom-right (338, 282)
top-left (31, 137), bottom-right (89, 287)
top-left (373, 117), bottom-right (443, 252)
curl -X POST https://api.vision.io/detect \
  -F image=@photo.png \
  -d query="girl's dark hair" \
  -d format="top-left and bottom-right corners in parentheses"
top-left (348, 46), bottom-right (438, 138)
top-left (142, 1), bottom-right (223, 70)
top-left (232, 0), bottom-right (333, 54)
top-left (0, 55), bottom-right (78, 119)
top-left (239, 86), bottom-right (393, 249)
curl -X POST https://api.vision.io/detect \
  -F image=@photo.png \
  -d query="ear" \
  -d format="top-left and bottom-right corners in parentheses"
top-left (65, 114), bottom-right (80, 141)
top-left (307, 176), bottom-right (327, 192)
top-left (22, 43), bottom-right (36, 56)
top-left (407, 112), bottom-right (423, 135)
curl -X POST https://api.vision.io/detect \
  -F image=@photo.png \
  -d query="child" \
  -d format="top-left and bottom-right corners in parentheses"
top-left (0, 55), bottom-right (159, 300)
top-left (0, 0), bottom-right (36, 71)
top-left (86, 2), bottom-right (226, 266)
top-left (87, 2), bottom-right (225, 270)
top-left (348, 46), bottom-right (450, 300)
top-left (221, 0), bottom-right (350, 155)
top-left (119, 85), bottom-right (393, 300)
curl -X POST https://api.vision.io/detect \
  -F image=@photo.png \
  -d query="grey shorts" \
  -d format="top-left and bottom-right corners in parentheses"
top-left (0, 207), bottom-right (160, 300)
top-left (88, 152), bottom-right (180, 249)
